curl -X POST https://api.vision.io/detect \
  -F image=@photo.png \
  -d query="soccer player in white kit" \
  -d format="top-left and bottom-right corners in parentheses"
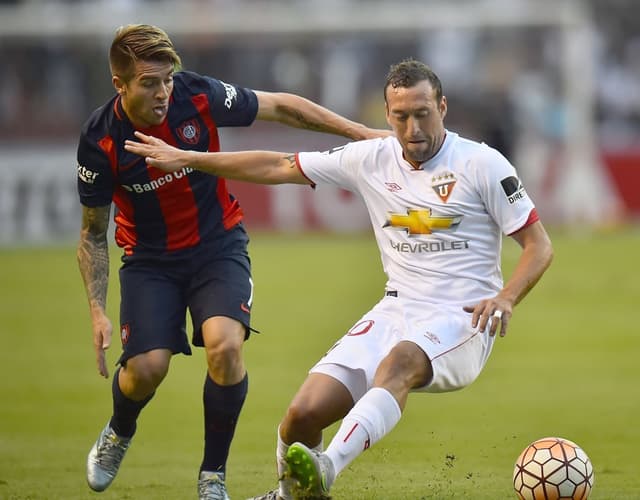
top-left (124, 58), bottom-right (554, 499)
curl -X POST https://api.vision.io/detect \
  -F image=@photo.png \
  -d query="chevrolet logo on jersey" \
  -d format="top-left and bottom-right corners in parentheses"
top-left (384, 208), bottom-right (462, 235)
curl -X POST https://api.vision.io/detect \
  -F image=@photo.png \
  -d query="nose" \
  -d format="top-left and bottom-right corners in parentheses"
top-left (407, 116), bottom-right (421, 135)
top-left (155, 82), bottom-right (170, 99)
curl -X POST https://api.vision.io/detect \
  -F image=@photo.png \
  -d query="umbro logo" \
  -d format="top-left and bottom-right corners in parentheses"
top-left (385, 182), bottom-right (402, 192)
top-left (424, 331), bottom-right (441, 344)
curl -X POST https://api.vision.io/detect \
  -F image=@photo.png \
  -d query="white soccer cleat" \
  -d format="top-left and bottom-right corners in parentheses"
top-left (198, 470), bottom-right (230, 500)
top-left (86, 423), bottom-right (132, 491)
top-left (285, 442), bottom-right (335, 499)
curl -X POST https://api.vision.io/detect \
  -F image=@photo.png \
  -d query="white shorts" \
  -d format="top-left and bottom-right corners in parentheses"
top-left (310, 295), bottom-right (495, 401)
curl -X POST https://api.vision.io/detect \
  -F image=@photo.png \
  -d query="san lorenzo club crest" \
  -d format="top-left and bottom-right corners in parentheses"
top-left (120, 323), bottom-right (130, 345)
top-left (176, 119), bottom-right (200, 145)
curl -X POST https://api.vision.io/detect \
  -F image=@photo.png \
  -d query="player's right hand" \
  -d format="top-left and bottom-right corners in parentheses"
top-left (124, 131), bottom-right (188, 172)
top-left (92, 313), bottom-right (113, 378)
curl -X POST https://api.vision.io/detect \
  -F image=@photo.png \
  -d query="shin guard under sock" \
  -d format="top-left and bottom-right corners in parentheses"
top-left (201, 373), bottom-right (248, 473)
top-left (109, 367), bottom-right (154, 438)
top-left (325, 387), bottom-right (401, 475)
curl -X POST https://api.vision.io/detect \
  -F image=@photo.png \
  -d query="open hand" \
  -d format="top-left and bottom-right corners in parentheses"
top-left (463, 297), bottom-right (513, 337)
top-left (124, 131), bottom-right (190, 172)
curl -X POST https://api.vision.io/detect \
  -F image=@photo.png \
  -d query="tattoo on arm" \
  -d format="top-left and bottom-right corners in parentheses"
top-left (284, 154), bottom-right (297, 169)
top-left (280, 105), bottom-right (326, 133)
top-left (77, 205), bottom-right (111, 311)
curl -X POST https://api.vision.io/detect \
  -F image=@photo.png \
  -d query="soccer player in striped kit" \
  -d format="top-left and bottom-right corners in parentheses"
top-left (124, 58), bottom-right (554, 499)
top-left (77, 24), bottom-right (386, 500)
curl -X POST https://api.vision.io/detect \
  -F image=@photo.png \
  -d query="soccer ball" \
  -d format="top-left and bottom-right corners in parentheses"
top-left (513, 436), bottom-right (594, 499)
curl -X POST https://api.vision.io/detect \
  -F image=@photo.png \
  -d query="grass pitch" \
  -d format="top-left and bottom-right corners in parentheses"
top-left (0, 228), bottom-right (638, 499)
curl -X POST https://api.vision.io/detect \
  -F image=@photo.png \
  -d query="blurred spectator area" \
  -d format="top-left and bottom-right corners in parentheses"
top-left (0, 0), bottom-right (637, 144)
top-left (0, 0), bottom-right (638, 241)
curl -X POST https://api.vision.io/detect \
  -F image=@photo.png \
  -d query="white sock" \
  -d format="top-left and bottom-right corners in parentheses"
top-left (277, 425), bottom-right (323, 499)
top-left (325, 387), bottom-right (402, 476)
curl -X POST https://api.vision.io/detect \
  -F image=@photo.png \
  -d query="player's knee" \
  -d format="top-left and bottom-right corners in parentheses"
top-left (283, 400), bottom-right (324, 436)
top-left (202, 317), bottom-right (245, 364)
top-left (205, 334), bottom-right (243, 365)
top-left (204, 332), bottom-right (245, 385)
top-left (122, 352), bottom-right (170, 396)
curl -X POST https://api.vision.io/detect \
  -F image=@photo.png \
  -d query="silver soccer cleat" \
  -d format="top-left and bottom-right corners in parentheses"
top-left (86, 422), bottom-right (132, 491)
top-left (198, 470), bottom-right (231, 500)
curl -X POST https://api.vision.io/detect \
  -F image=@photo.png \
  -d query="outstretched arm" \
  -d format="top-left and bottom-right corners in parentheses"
top-left (77, 204), bottom-right (113, 378)
top-left (254, 91), bottom-right (391, 140)
top-left (464, 220), bottom-right (553, 337)
top-left (125, 131), bottom-right (309, 185)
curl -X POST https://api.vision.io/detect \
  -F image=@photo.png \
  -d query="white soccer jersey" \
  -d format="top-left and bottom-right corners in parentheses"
top-left (297, 131), bottom-right (536, 306)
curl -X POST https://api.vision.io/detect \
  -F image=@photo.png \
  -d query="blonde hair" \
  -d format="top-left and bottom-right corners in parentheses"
top-left (109, 24), bottom-right (182, 81)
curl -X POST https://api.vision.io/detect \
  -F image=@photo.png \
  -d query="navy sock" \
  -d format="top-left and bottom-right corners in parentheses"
top-left (109, 367), bottom-right (154, 438)
top-left (201, 373), bottom-right (248, 473)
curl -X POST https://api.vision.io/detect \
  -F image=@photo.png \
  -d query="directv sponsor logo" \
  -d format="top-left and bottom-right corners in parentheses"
top-left (122, 167), bottom-right (195, 193)
top-left (221, 81), bottom-right (238, 109)
top-left (77, 164), bottom-right (100, 184)
top-left (500, 176), bottom-right (526, 204)
top-left (390, 239), bottom-right (469, 253)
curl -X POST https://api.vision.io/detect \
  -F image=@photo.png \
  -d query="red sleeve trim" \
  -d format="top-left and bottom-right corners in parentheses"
top-left (295, 153), bottom-right (316, 189)
top-left (508, 208), bottom-right (540, 236)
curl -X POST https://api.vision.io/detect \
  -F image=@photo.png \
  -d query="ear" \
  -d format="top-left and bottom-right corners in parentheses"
top-left (384, 101), bottom-right (392, 127)
top-left (113, 75), bottom-right (126, 95)
top-left (439, 96), bottom-right (448, 119)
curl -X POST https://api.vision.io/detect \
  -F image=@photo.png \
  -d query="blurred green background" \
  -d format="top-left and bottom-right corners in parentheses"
top-left (1, 228), bottom-right (638, 499)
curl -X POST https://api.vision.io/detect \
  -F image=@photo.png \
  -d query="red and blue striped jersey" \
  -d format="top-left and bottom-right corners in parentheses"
top-left (77, 71), bottom-right (258, 256)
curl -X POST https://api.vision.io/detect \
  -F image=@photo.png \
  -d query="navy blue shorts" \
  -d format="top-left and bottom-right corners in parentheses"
top-left (117, 238), bottom-right (254, 365)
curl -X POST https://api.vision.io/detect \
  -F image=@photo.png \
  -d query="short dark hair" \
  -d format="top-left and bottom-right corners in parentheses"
top-left (384, 58), bottom-right (443, 102)
top-left (110, 24), bottom-right (182, 82)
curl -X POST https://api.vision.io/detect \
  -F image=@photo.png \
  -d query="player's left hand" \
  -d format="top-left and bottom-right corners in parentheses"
top-left (463, 297), bottom-right (513, 337)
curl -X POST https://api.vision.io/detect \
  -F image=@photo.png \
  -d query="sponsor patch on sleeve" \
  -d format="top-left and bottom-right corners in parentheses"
top-left (500, 175), bottom-right (526, 204)
top-left (77, 164), bottom-right (100, 184)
